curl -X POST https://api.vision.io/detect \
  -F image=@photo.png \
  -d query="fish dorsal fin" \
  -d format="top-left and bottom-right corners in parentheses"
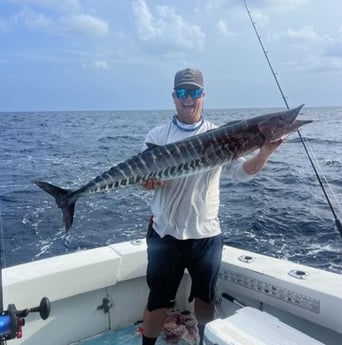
top-left (145, 142), bottom-right (158, 150)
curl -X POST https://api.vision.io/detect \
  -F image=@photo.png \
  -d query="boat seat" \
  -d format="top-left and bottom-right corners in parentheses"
top-left (204, 307), bottom-right (324, 345)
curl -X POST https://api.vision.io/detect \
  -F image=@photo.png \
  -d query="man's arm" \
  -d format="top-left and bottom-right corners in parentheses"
top-left (242, 138), bottom-right (285, 175)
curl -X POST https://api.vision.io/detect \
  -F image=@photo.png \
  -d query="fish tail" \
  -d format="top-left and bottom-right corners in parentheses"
top-left (34, 180), bottom-right (76, 232)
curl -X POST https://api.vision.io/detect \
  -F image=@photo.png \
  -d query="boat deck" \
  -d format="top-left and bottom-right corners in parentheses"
top-left (74, 324), bottom-right (195, 345)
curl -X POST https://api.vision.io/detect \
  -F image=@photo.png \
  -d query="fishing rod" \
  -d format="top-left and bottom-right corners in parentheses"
top-left (243, 0), bottom-right (342, 236)
top-left (0, 205), bottom-right (51, 343)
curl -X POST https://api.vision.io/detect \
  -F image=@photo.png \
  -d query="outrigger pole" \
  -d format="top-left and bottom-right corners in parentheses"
top-left (0, 206), bottom-right (51, 343)
top-left (243, 0), bottom-right (342, 236)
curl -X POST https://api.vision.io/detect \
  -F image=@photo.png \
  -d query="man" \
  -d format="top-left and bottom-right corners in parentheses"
top-left (141, 68), bottom-right (284, 345)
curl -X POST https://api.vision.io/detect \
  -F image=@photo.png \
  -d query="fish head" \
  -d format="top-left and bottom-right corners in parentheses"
top-left (258, 105), bottom-right (312, 142)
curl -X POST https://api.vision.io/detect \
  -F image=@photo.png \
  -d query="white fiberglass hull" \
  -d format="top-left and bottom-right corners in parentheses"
top-left (2, 240), bottom-right (342, 344)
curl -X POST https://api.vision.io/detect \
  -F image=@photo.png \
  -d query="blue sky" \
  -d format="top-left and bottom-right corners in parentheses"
top-left (1, 0), bottom-right (341, 111)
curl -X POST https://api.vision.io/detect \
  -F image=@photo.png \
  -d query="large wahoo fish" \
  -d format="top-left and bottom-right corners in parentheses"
top-left (35, 105), bottom-right (311, 231)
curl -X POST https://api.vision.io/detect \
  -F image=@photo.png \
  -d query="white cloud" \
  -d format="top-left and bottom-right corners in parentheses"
top-left (280, 0), bottom-right (311, 6)
top-left (16, 7), bottom-right (53, 31)
top-left (216, 19), bottom-right (236, 39)
top-left (264, 0), bottom-right (312, 10)
top-left (93, 59), bottom-right (109, 70)
top-left (9, 0), bottom-right (82, 13)
top-left (247, 9), bottom-right (270, 27)
top-left (13, 7), bottom-right (109, 38)
top-left (270, 25), bottom-right (329, 56)
top-left (59, 14), bottom-right (109, 38)
top-left (269, 25), bottom-right (342, 73)
top-left (324, 26), bottom-right (342, 58)
top-left (132, 0), bottom-right (205, 53)
top-left (284, 55), bottom-right (342, 74)
top-left (133, 0), bottom-right (156, 40)
top-left (277, 26), bottom-right (324, 42)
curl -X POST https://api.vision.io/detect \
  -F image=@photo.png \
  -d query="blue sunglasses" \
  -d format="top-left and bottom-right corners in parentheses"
top-left (175, 88), bottom-right (203, 100)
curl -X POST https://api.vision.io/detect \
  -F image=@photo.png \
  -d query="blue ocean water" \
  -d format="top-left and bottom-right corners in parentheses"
top-left (0, 107), bottom-right (341, 273)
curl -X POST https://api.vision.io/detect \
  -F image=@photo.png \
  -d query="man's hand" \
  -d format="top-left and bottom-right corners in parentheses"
top-left (243, 136), bottom-right (287, 175)
top-left (259, 135), bottom-right (287, 160)
top-left (141, 179), bottom-right (165, 190)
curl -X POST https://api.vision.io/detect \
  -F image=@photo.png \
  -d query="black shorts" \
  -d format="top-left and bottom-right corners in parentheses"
top-left (146, 225), bottom-right (223, 311)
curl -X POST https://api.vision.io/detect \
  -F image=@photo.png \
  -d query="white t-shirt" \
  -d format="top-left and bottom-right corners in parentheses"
top-left (143, 115), bottom-right (253, 240)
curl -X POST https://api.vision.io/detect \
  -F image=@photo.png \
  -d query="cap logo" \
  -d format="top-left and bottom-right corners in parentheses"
top-left (180, 70), bottom-right (196, 82)
top-left (174, 68), bottom-right (204, 89)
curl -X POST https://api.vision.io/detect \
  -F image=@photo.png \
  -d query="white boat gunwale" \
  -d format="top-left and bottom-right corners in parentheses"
top-left (2, 240), bottom-right (342, 345)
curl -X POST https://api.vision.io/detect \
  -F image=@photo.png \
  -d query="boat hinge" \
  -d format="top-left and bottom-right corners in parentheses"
top-left (97, 298), bottom-right (112, 314)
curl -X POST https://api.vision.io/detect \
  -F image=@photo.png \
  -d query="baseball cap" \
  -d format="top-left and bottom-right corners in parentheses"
top-left (174, 68), bottom-right (204, 89)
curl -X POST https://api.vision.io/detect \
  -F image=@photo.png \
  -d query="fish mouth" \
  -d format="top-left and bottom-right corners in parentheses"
top-left (258, 105), bottom-right (312, 141)
top-left (267, 119), bottom-right (313, 142)
top-left (290, 119), bottom-right (313, 132)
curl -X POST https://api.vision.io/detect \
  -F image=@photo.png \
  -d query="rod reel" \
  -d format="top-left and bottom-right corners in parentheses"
top-left (0, 297), bottom-right (50, 341)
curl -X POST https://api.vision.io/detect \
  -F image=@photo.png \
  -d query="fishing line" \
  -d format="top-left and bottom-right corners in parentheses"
top-left (243, 0), bottom-right (342, 236)
top-left (303, 136), bottom-right (342, 211)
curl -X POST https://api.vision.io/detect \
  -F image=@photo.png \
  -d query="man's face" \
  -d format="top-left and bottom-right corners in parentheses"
top-left (172, 87), bottom-right (205, 124)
